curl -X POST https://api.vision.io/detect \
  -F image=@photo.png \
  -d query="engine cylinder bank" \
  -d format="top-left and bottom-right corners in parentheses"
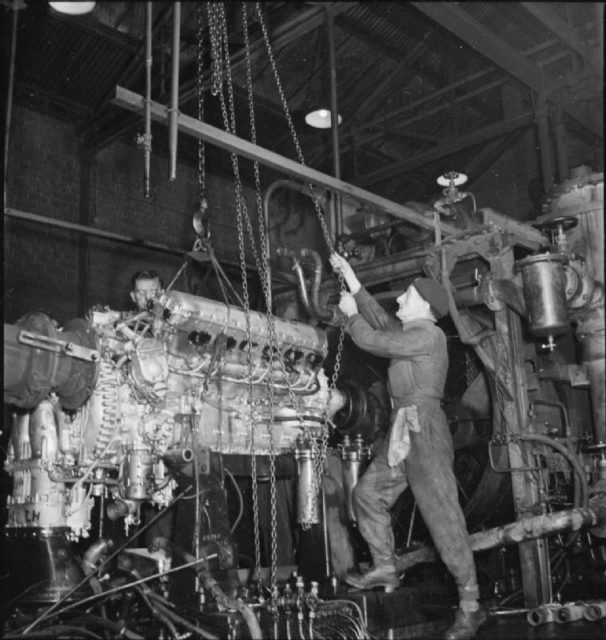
top-left (515, 253), bottom-right (569, 338)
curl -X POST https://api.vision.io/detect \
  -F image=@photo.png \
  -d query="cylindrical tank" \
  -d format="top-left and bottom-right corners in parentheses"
top-left (515, 253), bottom-right (569, 338)
top-left (541, 167), bottom-right (604, 285)
top-left (294, 440), bottom-right (320, 525)
top-left (340, 435), bottom-right (366, 522)
top-left (124, 448), bottom-right (154, 500)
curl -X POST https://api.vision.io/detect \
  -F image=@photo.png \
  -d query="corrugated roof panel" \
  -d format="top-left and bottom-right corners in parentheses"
top-left (16, 11), bottom-right (135, 115)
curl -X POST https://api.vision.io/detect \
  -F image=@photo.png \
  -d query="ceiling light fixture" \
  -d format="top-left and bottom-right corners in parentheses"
top-left (304, 108), bottom-right (342, 130)
top-left (48, 2), bottom-right (96, 16)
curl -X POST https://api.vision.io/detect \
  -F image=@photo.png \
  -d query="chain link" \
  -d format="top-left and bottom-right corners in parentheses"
top-left (255, 0), bottom-right (347, 492)
top-left (196, 4), bottom-right (208, 220)
top-left (202, 2), bottom-right (350, 580)
top-left (241, 3), bottom-right (279, 589)
top-left (254, 2), bottom-right (337, 254)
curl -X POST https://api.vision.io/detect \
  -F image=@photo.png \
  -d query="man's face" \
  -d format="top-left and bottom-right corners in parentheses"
top-left (131, 277), bottom-right (162, 311)
top-left (395, 285), bottom-right (430, 325)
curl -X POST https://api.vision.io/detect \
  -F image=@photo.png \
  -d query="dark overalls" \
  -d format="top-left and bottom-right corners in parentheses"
top-left (345, 288), bottom-right (479, 606)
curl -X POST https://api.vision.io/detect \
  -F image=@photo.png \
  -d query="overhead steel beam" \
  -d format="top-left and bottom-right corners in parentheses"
top-left (112, 86), bottom-right (460, 237)
top-left (354, 112), bottom-right (534, 188)
top-left (520, 2), bottom-right (601, 73)
top-left (411, 2), bottom-right (602, 139)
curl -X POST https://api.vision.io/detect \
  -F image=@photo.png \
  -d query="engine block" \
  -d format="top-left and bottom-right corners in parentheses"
top-left (4, 290), bottom-right (343, 536)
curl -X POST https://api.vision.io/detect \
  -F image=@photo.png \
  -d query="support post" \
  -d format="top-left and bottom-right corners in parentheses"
top-left (326, 5), bottom-right (341, 241)
top-left (490, 248), bottom-right (552, 608)
top-left (535, 92), bottom-right (554, 194)
top-left (553, 106), bottom-right (568, 184)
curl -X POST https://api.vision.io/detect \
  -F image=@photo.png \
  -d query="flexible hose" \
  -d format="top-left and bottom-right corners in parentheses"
top-left (147, 592), bottom-right (218, 640)
top-left (517, 434), bottom-right (589, 507)
top-left (152, 537), bottom-right (262, 639)
top-left (135, 585), bottom-right (179, 639)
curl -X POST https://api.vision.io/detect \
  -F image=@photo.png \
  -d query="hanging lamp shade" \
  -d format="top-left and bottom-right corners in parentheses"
top-left (48, 2), bottom-right (96, 15)
top-left (304, 107), bottom-right (342, 130)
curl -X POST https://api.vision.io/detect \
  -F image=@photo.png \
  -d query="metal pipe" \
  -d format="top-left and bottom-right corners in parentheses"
top-left (326, 6), bottom-right (342, 241)
top-left (143, 1), bottom-right (153, 198)
top-left (5, 207), bottom-right (183, 256)
top-left (395, 505), bottom-right (606, 572)
top-left (585, 602), bottom-right (606, 621)
top-left (556, 603), bottom-right (587, 623)
top-left (276, 247), bottom-right (314, 317)
top-left (300, 248), bottom-right (334, 322)
top-left (168, 2), bottom-right (181, 181)
top-left (325, 6), bottom-right (340, 181)
top-left (81, 538), bottom-right (113, 573)
top-left (527, 603), bottom-right (560, 626)
top-left (263, 179), bottom-right (325, 303)
top-left (4, 1), bottom-right (22, 214)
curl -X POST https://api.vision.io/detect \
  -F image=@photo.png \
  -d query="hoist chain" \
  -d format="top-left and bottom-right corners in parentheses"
top-left (207, 4), bottom-right (224, 97)
top-left (255, 2), bottom-right (347, 483)
top-left (254, 2), bottom-right (336, 254)
top-left (207, 1), bottom-right (268, 582)
top-left (196, 5), bottom-right (208, 220)
top-left (241, 2), bottom-right (280, 588)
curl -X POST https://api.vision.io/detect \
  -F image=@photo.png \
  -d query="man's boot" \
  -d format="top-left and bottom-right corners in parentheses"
top-left (344, 564), bottom-right (399, 591)
top-left (443, 606), bottom-right (487, 640)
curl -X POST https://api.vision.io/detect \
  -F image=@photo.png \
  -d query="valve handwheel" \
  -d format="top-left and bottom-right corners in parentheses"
top-left (534, 215), bottom-right (578, 234)
top-left (437, 171), bottom-right (468, 187)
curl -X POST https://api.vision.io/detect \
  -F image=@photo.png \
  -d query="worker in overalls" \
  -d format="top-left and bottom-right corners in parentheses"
top-left (330, 253), bottom-right (486, 640)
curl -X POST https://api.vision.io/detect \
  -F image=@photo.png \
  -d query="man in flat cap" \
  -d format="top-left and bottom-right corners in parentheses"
top-left (330, 253), bottom-right (486, 640)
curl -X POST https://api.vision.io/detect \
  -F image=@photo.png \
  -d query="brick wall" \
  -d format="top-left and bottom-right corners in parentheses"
top-left (4, 106), bottom-right (268, 323)
top-left (5, 107), bottom-right (82, 322)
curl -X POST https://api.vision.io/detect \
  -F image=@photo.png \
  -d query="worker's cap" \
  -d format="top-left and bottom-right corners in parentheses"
top-left (412, 278), bottom-right (449, 319)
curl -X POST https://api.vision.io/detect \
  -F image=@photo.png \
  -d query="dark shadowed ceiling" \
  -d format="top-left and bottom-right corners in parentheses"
top-left (3, 1), bottom-right (604, 205)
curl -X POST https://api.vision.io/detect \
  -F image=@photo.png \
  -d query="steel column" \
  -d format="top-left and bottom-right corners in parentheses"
top-left (535, 92), bottom-right (554, 194)
top-left (490, 249), bottom-right (552, 608)
top-left (553, 106), bottom-right (568, 184)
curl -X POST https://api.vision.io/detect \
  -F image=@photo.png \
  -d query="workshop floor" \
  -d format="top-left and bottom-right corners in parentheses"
top-left (394, 608), bottom-right (606, 640)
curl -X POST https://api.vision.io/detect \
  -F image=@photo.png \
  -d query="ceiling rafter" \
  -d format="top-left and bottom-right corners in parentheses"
top-left (354, 111), bottom-right (534, 188)
top-left (314, 75), bottom-right (508, 167)
top-left (87, 3), bottom-right (173, 124)
top-left (410, 2), bottom-right (602, 140)
top-left (343, 35), bottom-right (560, 149)
top-left (86, 3), bottom-right (356, 153)
top-left (520, 2), bottom-right (601, 73)
top-left (346, 41), bottom-right (425, 122)
top-left (340, 8), bottom-right (501, 125)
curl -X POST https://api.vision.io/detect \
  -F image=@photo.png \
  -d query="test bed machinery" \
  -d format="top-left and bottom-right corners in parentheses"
top-left (2, 167), bottom-right (605, 638)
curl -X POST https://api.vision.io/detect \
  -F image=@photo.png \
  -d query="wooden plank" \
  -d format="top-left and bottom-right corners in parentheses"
top-left (112, 86), bottom-right (461, 237)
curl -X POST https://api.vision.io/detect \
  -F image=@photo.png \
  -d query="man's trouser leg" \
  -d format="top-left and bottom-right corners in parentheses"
top-left (353, 438), bottom-right (408, 567)
top-left (405, 416), bottom-right (479, 606)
